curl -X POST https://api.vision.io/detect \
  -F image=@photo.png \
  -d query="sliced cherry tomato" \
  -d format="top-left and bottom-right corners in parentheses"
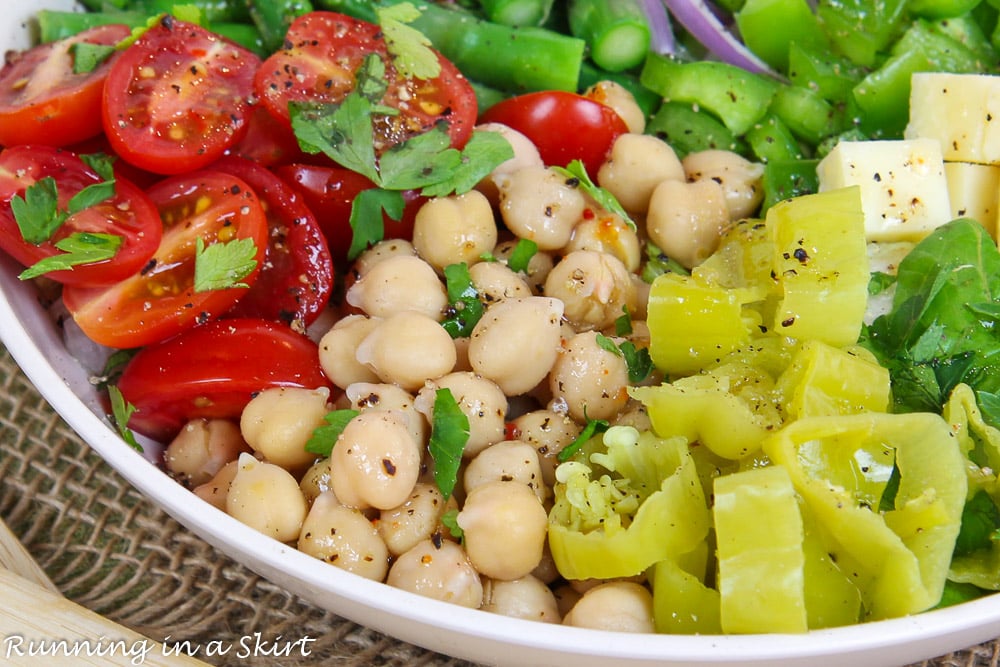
top-left (0, 145), bottom-right (162, 286)
top-left (479, 91), bottom-right (629, 178)
top-left (116, 318), bottom-right (332, 442)
top-left (226, 105), bottom-right (309, 168)
top-left (273, 163), bottom-right (422, 265)
top-left (209, 156), bottom-right (334, 328)
top-left (62, 171), bottom-right (268, 348)
top-left (254, 11), bottom-right (477, 152)
top-left (102, 16), bottom-right (260, 175)
top-left (0, 24), bottom-right (132, 148)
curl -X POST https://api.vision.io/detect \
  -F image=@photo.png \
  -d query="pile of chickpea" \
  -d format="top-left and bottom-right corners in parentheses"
top-left (162, 82), bottom-right (767, 633)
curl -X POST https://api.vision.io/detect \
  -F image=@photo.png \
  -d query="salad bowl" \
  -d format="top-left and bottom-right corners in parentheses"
top-left (2, 1), bottom-right (1000, 666)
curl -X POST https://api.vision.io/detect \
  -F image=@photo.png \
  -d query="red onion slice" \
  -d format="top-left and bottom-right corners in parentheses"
top-left (640, 0), bottom-right (677, 55)
top-left (662, 0), bottom-right (785, 79)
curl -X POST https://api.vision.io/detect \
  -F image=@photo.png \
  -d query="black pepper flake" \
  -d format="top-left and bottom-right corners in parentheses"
top-left (781, 316), bottom-right (796, 327)
top-left (382, 459), bottom-right (397, 476)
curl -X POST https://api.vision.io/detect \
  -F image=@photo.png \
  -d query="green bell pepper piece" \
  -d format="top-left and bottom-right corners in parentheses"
top-left (816, 0), bottom-right (908, 68)
top-left (735, 0), bottom-right (828, 72)
top-left (745, 114), bottom-right (803, 163)
top-left (645, 102), bottom-right (748, 159)
top-left (760, 159), bottom-right (820, 213)
top-left (787, 42), bottom-right (866, 103)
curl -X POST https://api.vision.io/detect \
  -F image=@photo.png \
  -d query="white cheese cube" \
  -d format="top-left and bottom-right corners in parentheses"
top-left (944, 161), bottom-right (1000, 240)
top-left (817, 139), bottom-right (952, 242)
top-left (905, 72), bottom-right (1000, 164)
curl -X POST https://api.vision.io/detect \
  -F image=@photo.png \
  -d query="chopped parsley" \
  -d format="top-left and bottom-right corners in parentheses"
top-left (108, 385), bottom-right (142, 453)
top-left (552, 159), bottom-right (635, 231)
top-left (192, 237), bottom-right (258, 292)
top-left (305, 409), bottom-right (361, 457)
top-left (70, 42), bottom-right (116, 74)
top-left (595, 333), bottom-right (654, 384)
top-left (557, 414), bottom-right (610, 463)
top-left (506, 238), bottom-right (538, 274)
top-left (442, 262), bottom-right (485, 338)
top-left (428, 388), bottom-right (470, 499)
top-left (19, 232), bottom-right (122, 281)
top-left (376, 2), bottom-right (440, 80)
top-left (289, 52), bottom-right (512, 259)
top-left (441, 508), bottom-right (464, 540)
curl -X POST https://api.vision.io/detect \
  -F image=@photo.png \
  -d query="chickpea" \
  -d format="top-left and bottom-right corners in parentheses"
top-left (499, 165), bottom-right (586, 250)
top-left (565, 211), bottom-right (642, 272)
top-left (597, 133), bottom-right (685, 214)
top-left (240, 386), bottom-right (331, 471)
top-left (412, 190), bottom-right (498, 271)
top-left (464, 440), bottom-right (547, 503)
top-left (584, 80), bottom-right (646, 134)
top-left (549, 330), bottom-right (630, 423)
top-left (386, 537), bottom-right (484, 608)
top-left (378, 482), bottom-right (453, 557)
top-left (457, 480), bottom-right (548, 581)
top-left (351, 238), bottom-right (417, 278)
top-left (682, 149), bottom-right (765, 220)
top-left (646, 178), bottom-right (729, 269)
top-left (553, 583), bottom-right (583, 618)
top-left (543, 250), bottom-right (637, 332)
top-left (562, 581), bottom-right (656, 633)
top-left (193, 459), bottom-right (240, 511)
top-left (482, 574), bottom-right (562, 623)
top-left (165, 418), bottom-right (249, 488)
top-left (300, 457), bottom-right (333, 506)
top-left (296, 491), bottom-right (389, 580)
top-left (355, 311), bottom-right (457, 391)
top-left (329, 410), bottom-right (422, 510)
top-left (492, 239), bottom-right (555, 294)
top-left (469, 260), bottom-right (532, 304)
top-left (226, 453), bottom-right (308, 542)
top-left (474, 122), bottom-right (544, 206)
top-left (318, 315), bottom-right (381, 389)
top-left (468, 296), bottom-right (564, 396)
top-left (346, 382), bottom-right (428, 450)
top-left (345, 254), bottom-right (447, 320)
top-left (511, 409), bottom-right (582, 487)
top-left (415, 371), bottom-right (507, 459)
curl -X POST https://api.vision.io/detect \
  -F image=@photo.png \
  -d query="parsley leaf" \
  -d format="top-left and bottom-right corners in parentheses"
top-left (79, 152), bottom-right (117, 181)
top-left (506, 238), bottom-right (538, 274)
top-left (108, 385), bottom-right (142, 453)
top-left (442, 263), bottom-right (485, 338)
top-left (378, 124), bottom-right (462, 190)
top-left (376, 2), bottom-right (441, 80)
top-left (11, 177), bottom-right (65, 244)
top-left (429, 388), bottom-right (470, 499)
top-left (557, 414), bottom-right (610, 462)
top-left (348, 188), bottom-right (405, 260)
top-left (419, 130), bottom-right (515, 198)
top-left (19, 232), bottom-right (123, 281)
top-left (615, 305), bottom-right (633, 336)
top-left (552, 159), bottom-right (636, 231)
top-left (291, 96), bottom-right (381, 185)
top-left (305, 409), bottom-right (361, 457)
top-left (70, 42), bottom-right (116, 74)
top-left (193, 237), bottom-right (258, 292)
top-left (441, 508), bottom-right (464, 540)
top-left (595, 333), bottom-right (654, 384)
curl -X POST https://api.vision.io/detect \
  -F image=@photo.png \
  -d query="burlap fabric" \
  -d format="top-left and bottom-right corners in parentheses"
top-left (0, 344), bottom-right (997, 667)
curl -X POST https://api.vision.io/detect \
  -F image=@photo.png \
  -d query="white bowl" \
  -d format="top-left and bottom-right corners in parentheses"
top-left (3, 3), bottom-right (1000, 665)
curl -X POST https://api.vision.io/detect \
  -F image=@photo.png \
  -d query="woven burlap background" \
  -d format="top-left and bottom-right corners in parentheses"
top-left (0, 343), bottom-right (997, 667)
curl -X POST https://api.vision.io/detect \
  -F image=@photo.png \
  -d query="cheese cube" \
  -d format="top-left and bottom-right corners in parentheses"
top-left (906, 72), bottom-right (1000, 164)
top-left (817, 139), bottom-right (952, 242)
top-left (944, 161), bottom-right (1000, 240)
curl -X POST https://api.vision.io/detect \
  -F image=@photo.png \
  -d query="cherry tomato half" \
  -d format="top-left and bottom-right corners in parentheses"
top-left (0, 145), bottom-right (162, 286)
top-left (273, 163), bottom-right (422, 265)
top-left (255, 11), bottom-right (477, 152)
top-left (209, 156), bottom-right (334, 328)
top-left (102, 16), bottom-right (261, 175)
top-left (0, 24), bottom-right (132, 147)
top-left (116, 317), bottom-right (332, 441)
top-left (63, 170), bottom-right (269, 348)
top-left (479, 91), bottom-right (629, 178)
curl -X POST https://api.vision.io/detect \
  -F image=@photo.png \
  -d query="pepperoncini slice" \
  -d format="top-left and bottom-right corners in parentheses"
top-left (775, 340), bottom-right (891, 419)
top-left (763, 412), bottom-right (967, 620)
top-left (942, 383), bottom-right (1000, 590)
top-left (548, 426), bottom-right (709, 581)
top-left (651, 541), bottom-right (722, 635)
top-left (714, 465), bottom-right (808, 633)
